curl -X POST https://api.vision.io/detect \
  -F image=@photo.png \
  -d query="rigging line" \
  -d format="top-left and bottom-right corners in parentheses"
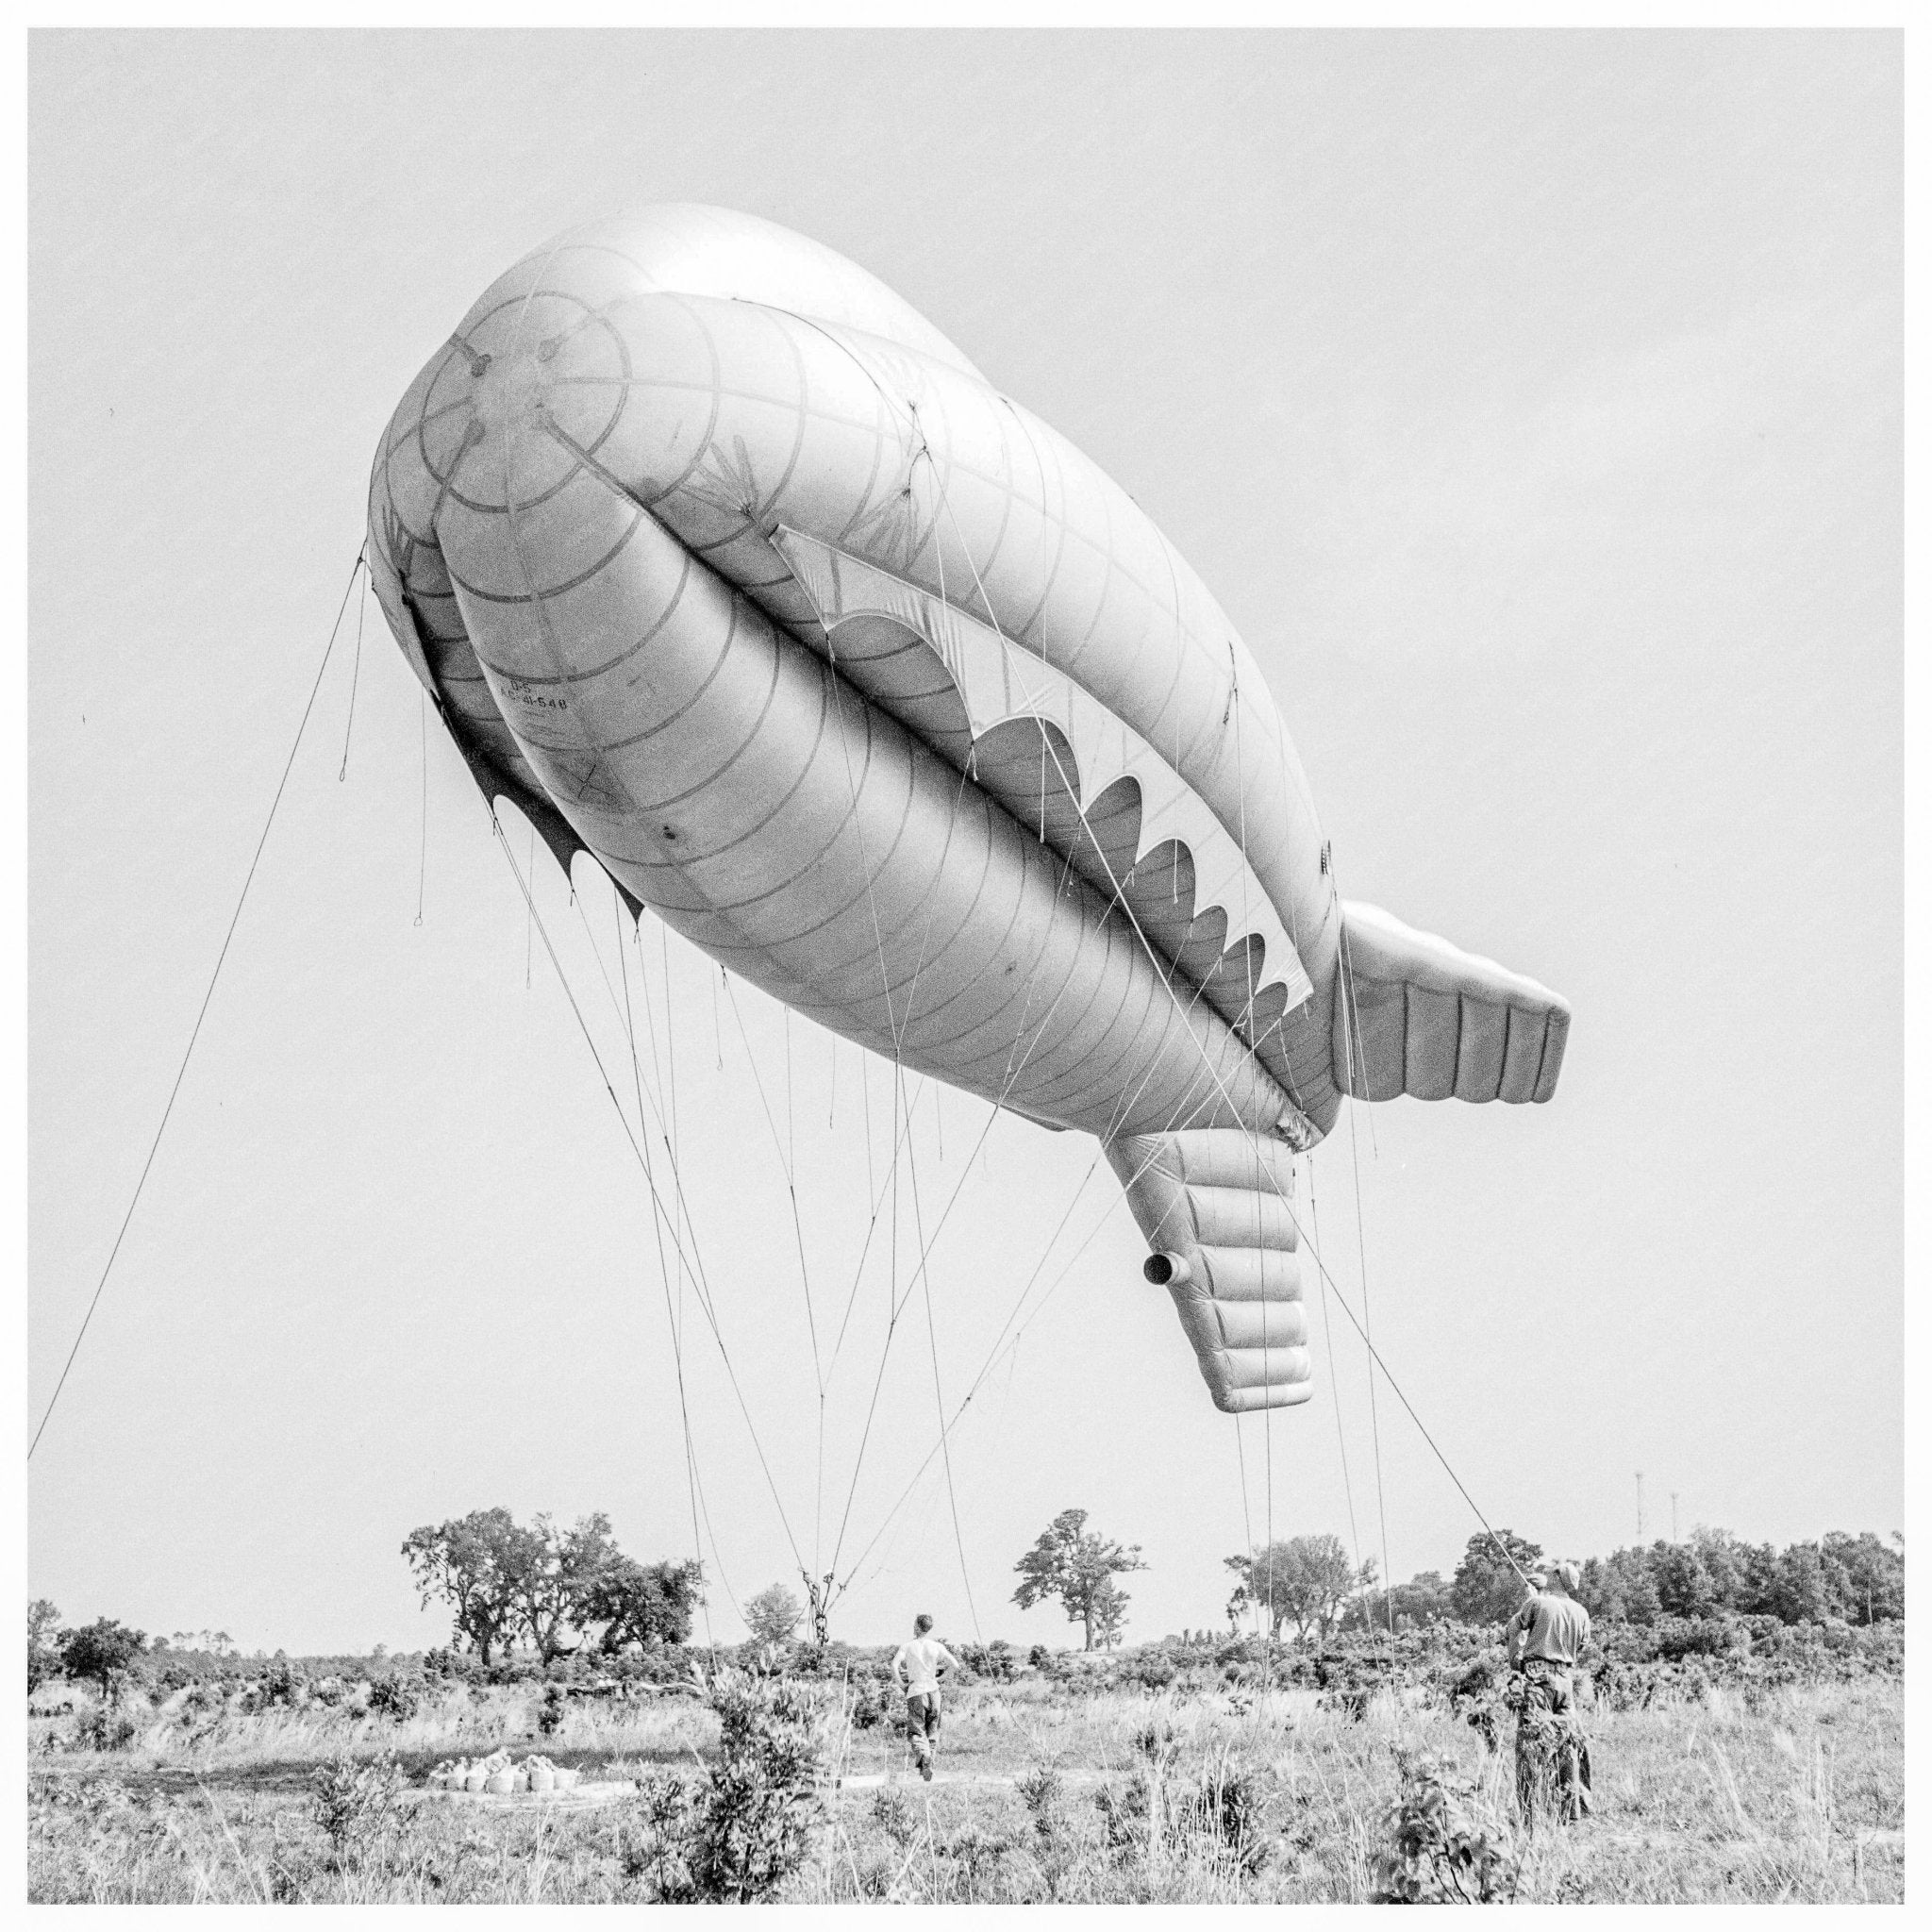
top-left (786, 1008), bottom-right (825, 1575)
top-left (1307, 1161), bottom-right (1364, 1574)
top-left (720, 974), bottom-right (823, 1398)
top-left (861, 1036), bottom-right (874, 1201)
top-left (336, 564), bottom-right (368, 782)
top-left (1332, 897), bottom-right (1396, 1654)
top-left (659, 923), bottom-right (704, 1443)
top-left (901, 1061), bottom-right (982, 1643)
top-left (491, 809), bottom-right (807, 1574)
top-left (827, 869), bottom-right (1121, 1548)
top-left (613, 892), bottom-right (711, 1627)
top-left (30, 550), bottom-right (365, 1462)
top-left (1234, 1414), bottom-right (1256, 1600)
top-left (1256, 1164), bottom-right (1533, 1591)
top-left (525, 826), bottom-right (536, 990)
top-left (414, 690), bottom-right (428, 927)
top-left (827, 1071), bottom-right (930, 1362)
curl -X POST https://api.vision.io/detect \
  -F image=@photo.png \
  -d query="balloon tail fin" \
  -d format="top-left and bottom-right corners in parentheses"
top-left (1105, 1129), bottom-right (1312, 1414)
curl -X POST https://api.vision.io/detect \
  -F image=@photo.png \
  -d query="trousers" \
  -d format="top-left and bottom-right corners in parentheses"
top-left (905, 1691), bottom-right (941, 1774)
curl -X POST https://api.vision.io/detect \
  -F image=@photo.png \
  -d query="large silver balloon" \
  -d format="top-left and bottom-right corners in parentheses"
top-left (368, 205), bottom-right (1570, 1413)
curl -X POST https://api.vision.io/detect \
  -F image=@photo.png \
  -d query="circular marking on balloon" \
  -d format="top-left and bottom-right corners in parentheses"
top-left (440, 292), bottom-right (632, 516)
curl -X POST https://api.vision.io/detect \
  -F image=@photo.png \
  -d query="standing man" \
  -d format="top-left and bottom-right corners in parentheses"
top-left (891, 1612), bottom-right (959, 1783)
top-left (1504, 1561), bottom-right (1592, 1822)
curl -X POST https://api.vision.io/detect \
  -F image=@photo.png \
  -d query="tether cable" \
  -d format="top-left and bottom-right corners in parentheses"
top-left (30, 552), bottom-right (366, 1460)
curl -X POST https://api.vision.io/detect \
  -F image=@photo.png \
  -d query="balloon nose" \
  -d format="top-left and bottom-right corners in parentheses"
top-left (426, 297), bottom-right (632, 513)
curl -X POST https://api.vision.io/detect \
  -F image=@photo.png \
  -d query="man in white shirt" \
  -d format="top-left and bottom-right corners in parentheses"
top-left (891, 1612), bottom-right (960, 1782)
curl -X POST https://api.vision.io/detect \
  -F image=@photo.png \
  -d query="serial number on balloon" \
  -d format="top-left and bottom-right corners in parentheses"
top-left (503, 683), bottom-right (568, 712)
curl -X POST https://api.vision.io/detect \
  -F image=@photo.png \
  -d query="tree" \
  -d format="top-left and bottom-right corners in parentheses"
top-left (1449, 1531), bottom-right (1542, 1626)
top-left (580, 1557), bottom-right (706, 1651)
top-left (1341, 1569), bottom-right (1452, 1632)
top-left (28, 1600), bottom-right (60, 1691)
top-left (1821, 1531), bottom-right (1905, 1624)
top-left (504, 1512), bottom-right (620, 1661)
top-left (402, 1507), bottom-right (524, 1664)
top-left (1688, 1526), bottom-right (1750, 1610)
top-left (1769, 1542), bottom-right (1832, 1624)
top-left (1011, 1508), bottom-right (1148, 1651)
top-left (1088, 1578), bottom-right (1130, 1650)
top-left (1652, 1541), bottom-right (1718, 1619)
top-left (1224, 1536), bottom-right (1369, 1641)
top-left (58, 1617), bottom-right (147, 1693)
top-left (744, 1584), bottom-right (803, 1647)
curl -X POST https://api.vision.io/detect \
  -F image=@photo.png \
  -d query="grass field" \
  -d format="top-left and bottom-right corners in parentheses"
top-left (26, 1668), bottom-right (1904, 1903)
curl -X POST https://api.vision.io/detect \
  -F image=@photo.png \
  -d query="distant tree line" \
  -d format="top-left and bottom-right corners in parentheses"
top-left (400, 1509), bottom-right (703, 1663)
top-left (1313, 1525), bottom-right (1905, 1637)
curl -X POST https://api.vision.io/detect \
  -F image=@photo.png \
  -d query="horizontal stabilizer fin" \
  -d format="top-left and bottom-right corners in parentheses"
top-left (1334, 901), bottom-right (1570, 1105)
top-left (1106, 1129), bottom-right (1312, 1414)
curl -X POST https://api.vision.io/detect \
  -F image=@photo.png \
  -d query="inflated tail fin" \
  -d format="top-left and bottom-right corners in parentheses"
top-left (1334, 901), bottom-right (1571, 1105)
top-left (1105, 1129), bottom-right (1311, 1413)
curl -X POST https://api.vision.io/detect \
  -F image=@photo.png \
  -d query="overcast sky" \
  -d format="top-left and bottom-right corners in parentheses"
top-left (28, 29), bottom-right (1899, 1653)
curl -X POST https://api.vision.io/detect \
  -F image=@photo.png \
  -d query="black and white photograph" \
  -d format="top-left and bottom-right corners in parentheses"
top-left (24, 17), bottom-right (1907, 1907)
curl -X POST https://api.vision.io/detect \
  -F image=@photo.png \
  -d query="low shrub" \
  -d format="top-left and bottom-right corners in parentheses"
top-left (629, 1660), bottom-right (828, 1903)
top-left (309, 1757), bottom-right (403, 1862)
top-left (1370, 1750), bottom-right (1519, 1904)
top-left (366, 1674), bottom-right (423, 1723)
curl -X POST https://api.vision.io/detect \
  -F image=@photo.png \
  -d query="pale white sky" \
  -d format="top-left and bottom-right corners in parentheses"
top-left (29, 29), bottom-right (1900, 1652)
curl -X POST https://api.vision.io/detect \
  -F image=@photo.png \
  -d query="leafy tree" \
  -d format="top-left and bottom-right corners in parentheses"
top-left (1225, 1536), bottom-right (1370, 1641)
top-left (1732, 1540), bottom-right (1785, 1618)
top-left (1012, 1507), bottom-right (1148, 1651)
top-left (581, 1557), bottom-right (706, 1651)
top-left (1449, 1532), bottom-right (1542, 1626)
top-left (744, 1583), bottom-right (804, 1647)
top-left (1821, 1531), bottom-right (1905, 1624)
top-left (28, 1599), bottom-right (61, 1691)
top-left (1341, 1569), bottom-right (1452, 1632)
top-left (401, 1507), bottom-right (523, 1664)
top-left (1577, 1545), bottom-right (1660, 1624)
top-left (58, 1617), bottom-right (147, 1693)
top-left (1652, 1541), bottom-right (1718, 1619)
top-left (1770, 1541), bottom-right (1832, 1624)
top-left (505, 1512), bottom-right (620, 1661)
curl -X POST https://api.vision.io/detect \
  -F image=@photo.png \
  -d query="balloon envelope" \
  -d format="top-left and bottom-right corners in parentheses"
top-left (368, 204), bottom-right (1570, 1412)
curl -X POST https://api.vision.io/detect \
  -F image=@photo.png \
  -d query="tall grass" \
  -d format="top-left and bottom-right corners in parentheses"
top-left (27, 1674), bottom-right (1902, 1903)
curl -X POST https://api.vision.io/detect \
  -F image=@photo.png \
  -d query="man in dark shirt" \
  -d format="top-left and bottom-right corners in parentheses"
top-left (1504, 1561), bottom-right (1592, 1822)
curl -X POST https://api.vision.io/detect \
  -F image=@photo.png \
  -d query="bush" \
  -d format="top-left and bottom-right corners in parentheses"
top-left (1175, 1759), bottom-right (1272, 1874)
top-left (1370, 1751), bottom-right (1519, 1904)
top-left (1122, 1650), bottom-right (1177, 1690)
top-left (630, 1660), bottom-right (828, 1903)
top-left (241, 1658), bottom-right (307, 1715)
top-left (366, 1674), bottom-right (423, 1723)
top-left (77, 1705), bottom-right (140, 1752)
top-left (845, 1672), bottom-right (895, 1733)
top-left (310, 1757), bottom-right (404, 1862)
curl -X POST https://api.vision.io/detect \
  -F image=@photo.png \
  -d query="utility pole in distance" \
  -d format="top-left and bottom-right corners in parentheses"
top-left (1636, 1472), bottom-right (1644, 1542)
top-left (1672, 1492), bottom-right (1679, 1543)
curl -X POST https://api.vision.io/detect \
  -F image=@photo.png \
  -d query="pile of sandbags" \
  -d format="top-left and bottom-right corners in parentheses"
top-left (425, 1750), bottom-right (581, 1795)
